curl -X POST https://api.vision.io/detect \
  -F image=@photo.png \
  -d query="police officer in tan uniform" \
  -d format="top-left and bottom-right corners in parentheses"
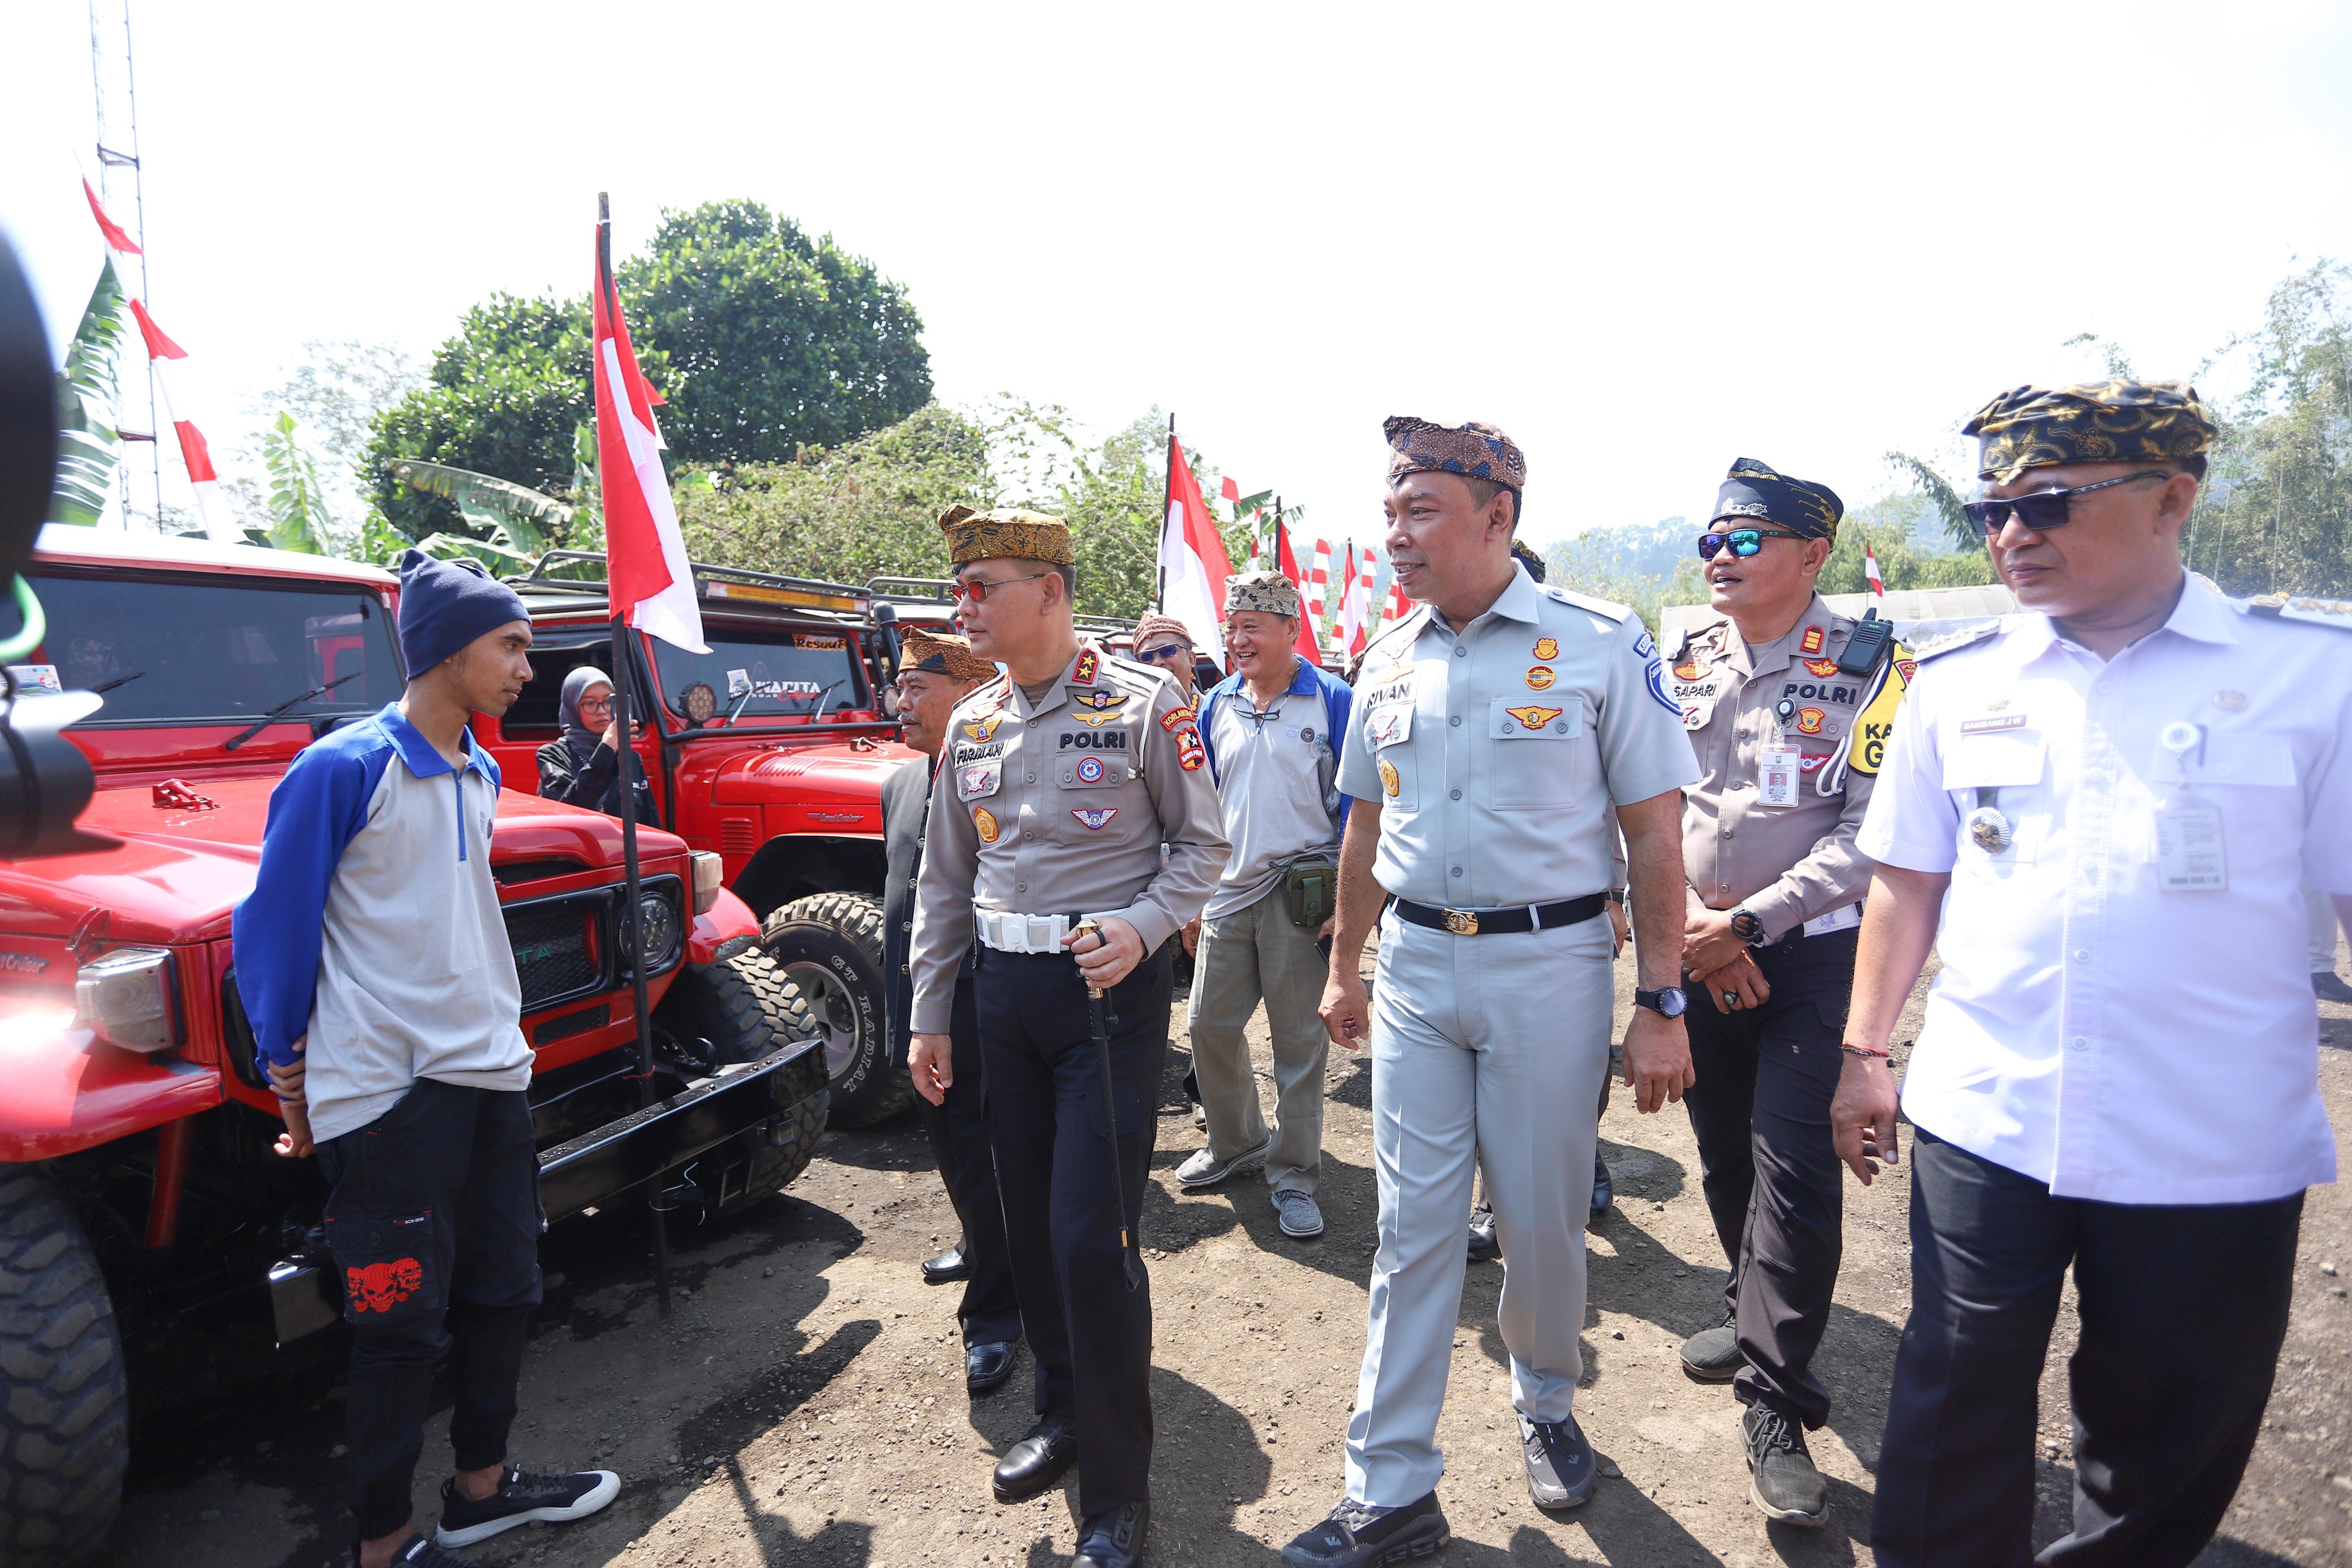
top-left (907, 506), bottom-right (1228, 1568)
top-left (1668, 458), bottom-right (1910, 1525)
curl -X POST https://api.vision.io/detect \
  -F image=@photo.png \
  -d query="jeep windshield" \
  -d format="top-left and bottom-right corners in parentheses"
top-left (15, 571), bottom-right (402, 726)
top-left (650, 629), bottom-right (871, 726)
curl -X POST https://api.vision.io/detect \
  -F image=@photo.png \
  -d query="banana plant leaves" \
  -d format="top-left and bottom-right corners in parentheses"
top-left (384, 457), bottom-right (572, 554)
top-left (47, 259), bottom-right (129, 526)
top-left (258, 412), bottom-right (330, 553)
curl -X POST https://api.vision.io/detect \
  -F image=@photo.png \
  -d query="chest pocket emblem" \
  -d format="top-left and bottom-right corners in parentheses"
top-left (1379, 757), bottom-right (1400, 796)
top-left (1795, 707), bottom-right (1826, 735)
top-left (961, 716), bottom-right (1002, 743)
top-left (1525, 666), bottom-right (1556, 690)
top-left (1367, 705), bottom-right (1412, 747)
top-left (1504, 704), bottom-right (1566, 731)
top-left (1533, 636), bottom-right (1559, 660)
top-left (1076, 756), bottom-right (1106, 783)
top-left (958, 765), bottom-right (998, 800)
top-left (1803, 657), bottom-right (1840, 677)
top-left (1070, 709), bottom-right (1120, 728)
top-left (1071, 807), bottom-right (1118, 830)
top-left (1071, 689), bottom-right (1127, 712)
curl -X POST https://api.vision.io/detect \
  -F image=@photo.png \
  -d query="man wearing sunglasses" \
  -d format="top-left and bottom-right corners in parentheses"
top-left (907, 505), bottom-right (1228, 1568)
top-left (1129, 612), bottom-right (1207, 704)
top-left (1840, 380), bottom-right (2352, 1566)
top-left (1668, 458), bottom-right (1911, 1525)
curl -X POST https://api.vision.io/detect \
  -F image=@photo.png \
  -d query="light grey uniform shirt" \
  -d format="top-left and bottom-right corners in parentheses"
top-left (1337, 564), bottom-right (1700, 907)
top-left (1203, 685), bottom-right (1343, 921)
top-left (907, 640), bottom-right (1230, 1033)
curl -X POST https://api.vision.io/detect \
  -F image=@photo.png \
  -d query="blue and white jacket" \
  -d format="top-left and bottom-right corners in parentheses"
top-left (232, 704), bottom-right (531, 1144)
top-left (1194, 656), bottom-right (1356, 826)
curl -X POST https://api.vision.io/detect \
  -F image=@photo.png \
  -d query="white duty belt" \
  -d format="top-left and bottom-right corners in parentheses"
top-left (973, 909), bottom-right (1074, 954)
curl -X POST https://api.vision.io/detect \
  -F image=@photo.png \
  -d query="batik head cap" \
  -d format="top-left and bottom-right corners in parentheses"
top-left (1710, 458), bottom-right (1844, 541)
top-left (1964, 379), bottom-right (2216, 484)
top-left (1510, 539), bottom-right (1547, 584)
top-left (1223, 570), bottom-right (1301, 618)
top-left (1131, 612), bottom-right (1194, 650)
top-left (1382, 416), bottom-right (1528, 493)
top-left (936, 504), bottom-right (1076, 566)
top-left (898, 627), bottom-right (997, 683)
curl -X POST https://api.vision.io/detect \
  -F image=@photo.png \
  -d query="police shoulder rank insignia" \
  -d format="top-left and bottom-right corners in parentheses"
top-left (972, 806), bottom-right (1000, 843)
top-left (1073, 648), bottom-right (1100, 684)
top-left (1532, 636), bottom-right (1559, 661)
top-left (1070, 689), bottom-right (1128, 712)
top-left (1505, 704), bottom-right (1566, 730)
top-left (1071, 807), bottom-right (1117, 830)
top-left (1799, 626), bottom-right (1826, 655)
top-left (1525, 665), bottom-right (1556, 690)
top-left (1803, 656), bottom-right (1840, 677)
top-left (1378, 757), bottom-right (1400, 796)
top-left (2258, 594), bottom-right (2352, 634)
top-left (1159, 704), bottom-right (1197, 731)
top-left (1177, 726), bottom-right (1207, 771)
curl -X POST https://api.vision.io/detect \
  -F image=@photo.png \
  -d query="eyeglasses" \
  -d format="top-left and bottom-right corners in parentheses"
top-left (577, 695), bottom-right (614, 714)
top-left (1961, 470), bottom-right (2173, 535)
top-left (1697, 527), bottom-right (1805, 561)
top-left (1136, 643), bottom-right (1192, 665)
top-left (952, 570), bottom-right (1053, 603)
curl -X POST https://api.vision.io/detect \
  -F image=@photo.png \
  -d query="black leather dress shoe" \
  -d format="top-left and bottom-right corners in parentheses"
top-left (1465, 1203), bottom-right (1499, 1264)
top-left (922, 1237), bottom-right (970, 1284)
top-left (966, 1340), bottom-right (1016, 1393)
top-left (1589, 1151), bottom-right (1612, 1224)
top-left (992, 1417), bottom-right (1077, 1503)
top-left (1073, 1498), bottom-right (1148, 1567)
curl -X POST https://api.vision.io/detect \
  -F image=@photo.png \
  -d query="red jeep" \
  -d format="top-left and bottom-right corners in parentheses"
top-left (481, 553), bottom-right (929, 1127)
top-left (0, 528), bottom-right (829, 1567)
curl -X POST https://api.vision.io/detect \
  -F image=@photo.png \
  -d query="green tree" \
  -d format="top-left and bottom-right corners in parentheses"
top-left (1817, 494), bottom-right (1998, 595)
top-left (368, 201), bottom-right (931, 542)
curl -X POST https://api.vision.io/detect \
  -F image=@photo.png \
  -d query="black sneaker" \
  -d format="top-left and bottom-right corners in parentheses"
top-left (1281, 1492), bottom-right (1449, 1566)
top-left (1519, 1413), bottom-right (1597, 1510)
top-left (1465, 1203), bottom-right (1499, 1265)
top-left (1680, 1307), bottom-right (1742, 1383)
top-left (1741, 1403), bottom-right (1828, 1526)
top-left (2315, 971), bottom-right (2352, 1004)
top-left (433, 1463), bottom-right (620, 1548)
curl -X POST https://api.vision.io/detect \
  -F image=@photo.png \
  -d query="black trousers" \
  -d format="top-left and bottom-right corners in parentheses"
top-left (315, 1079), bottom-right (543, 1541)
top-left (911, 973), bottom-right (1023, 1346)
top-left (1680, 926), bottom-right (1852, 1428)
top-left (1873, 1127), bottom-right (2303, 1568)
top-left (974, 941), bottom-right (1172, 1519)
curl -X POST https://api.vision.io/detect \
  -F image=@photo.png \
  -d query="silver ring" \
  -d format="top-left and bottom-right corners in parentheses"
top-left (1723, 990), bottom-right (1739, 1007)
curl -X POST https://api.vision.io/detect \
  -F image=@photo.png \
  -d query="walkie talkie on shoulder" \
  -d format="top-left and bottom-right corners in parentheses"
top-left (1838, 608), bottom-right (1893, 677)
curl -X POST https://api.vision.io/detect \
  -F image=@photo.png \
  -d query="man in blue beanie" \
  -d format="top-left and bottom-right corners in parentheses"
top-left (235, 549), bottom-right (618, 1568)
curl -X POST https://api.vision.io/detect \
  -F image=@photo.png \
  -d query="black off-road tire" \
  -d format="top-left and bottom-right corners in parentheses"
top-left (0, 1168), bottom-right (129, 1568)
top-left (760, 893), bottom-right (906, 1128)
top-left (652, 947), bottom-right (831, 1212)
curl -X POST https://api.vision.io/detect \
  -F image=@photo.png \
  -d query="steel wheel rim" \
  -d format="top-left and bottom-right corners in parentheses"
top-left (781, 960), bottom-right (861, 1084)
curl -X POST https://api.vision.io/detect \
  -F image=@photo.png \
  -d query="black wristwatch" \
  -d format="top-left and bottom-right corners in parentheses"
top-left (1633, 986), bottom-right (1688, 1019)
top-left (1728, 908), bottom-right (1768, 947)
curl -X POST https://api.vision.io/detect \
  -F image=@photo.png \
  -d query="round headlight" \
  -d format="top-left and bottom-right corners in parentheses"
top-left (634, 890), bottom-right (678, 968)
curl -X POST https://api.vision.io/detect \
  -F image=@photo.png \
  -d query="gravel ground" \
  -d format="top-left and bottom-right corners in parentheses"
top-left (101, 940), bottom-right (2352, 1567)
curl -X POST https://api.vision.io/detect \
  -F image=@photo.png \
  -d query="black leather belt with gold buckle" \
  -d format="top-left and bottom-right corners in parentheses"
top-left (1391, 894), bottom-right (1607, 937)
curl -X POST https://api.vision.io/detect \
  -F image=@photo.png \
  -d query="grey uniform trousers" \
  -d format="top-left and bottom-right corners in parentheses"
top-left (1188, 883), bottom-right (1330, 1193)
top-left (1344, 907), bottom-right (1616, 1506)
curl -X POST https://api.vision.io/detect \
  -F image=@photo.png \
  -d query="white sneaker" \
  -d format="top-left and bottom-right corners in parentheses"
top-left (1273, 1190), bottom-right (1324, 1238)
top-left (1175, 1136), bottom-right (1272, 1189)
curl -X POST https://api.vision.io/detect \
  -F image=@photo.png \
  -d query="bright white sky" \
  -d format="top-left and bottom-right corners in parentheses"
top-left (6, 2), bottom-right (2351, 553)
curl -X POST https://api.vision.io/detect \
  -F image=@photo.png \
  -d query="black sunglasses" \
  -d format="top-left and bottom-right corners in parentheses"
top-left (1136, 643), bottom-right (1192, 664)
top-left (1961, 470), bottom-right (2173, 535)
top-left (1697, 527), bottom-right (1805, 561)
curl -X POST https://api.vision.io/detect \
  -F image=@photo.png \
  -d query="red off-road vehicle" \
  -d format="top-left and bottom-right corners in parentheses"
top-left (0, 528), bottom-right (831, 1566)
top-left (482, 553), bottom-right (929, 1128)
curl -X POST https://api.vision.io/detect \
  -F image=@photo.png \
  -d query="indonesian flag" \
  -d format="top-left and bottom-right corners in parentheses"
top-left (1307, 538), bottom-right (1331, 631)
top-left (1336, 543), bottom-right (1370, 656)
top-left (595, 219), bottom-right (706, 652)
top-left (1157, 434), bottom-right (1234, 665)
top-left (1865, 545), bottom-right (1885, 599)
top-left (1274, 519), bottom-right (1320, 664)
top-left (84, 180), bottom-right (236, 542)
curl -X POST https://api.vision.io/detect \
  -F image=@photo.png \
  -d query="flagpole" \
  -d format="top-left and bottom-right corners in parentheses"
top-left (1156, 412), bottom-right (1174, 610)
top-left (599, 190), bottom-right (673, 1320)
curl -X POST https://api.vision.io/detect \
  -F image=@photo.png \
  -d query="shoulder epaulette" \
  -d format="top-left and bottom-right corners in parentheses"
top-left (2246, 592), bottom-right (2352, 633)
top-left (1541, 585), bottom-right (1632, 622)
top-left (1909, 618), bottom-right (2004, 662)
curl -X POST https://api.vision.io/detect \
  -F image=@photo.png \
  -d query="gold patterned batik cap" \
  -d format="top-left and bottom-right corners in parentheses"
top-left (1223, 571), bottom-right (1301, 618)
top-left (1964, 380), bottom-right (2216, 484)
top-left (1382, 416), bottom-right (1528, 492)
top-left (1711, 457), bottom-right (1844, 541)
top-left (898, 627), bottom-right (997, 682)
top-left (937, 504), bottom-right (1076, 566)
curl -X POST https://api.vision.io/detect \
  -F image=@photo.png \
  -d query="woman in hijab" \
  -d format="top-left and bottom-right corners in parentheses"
top-left (537, 665), bottom-right (652, 817)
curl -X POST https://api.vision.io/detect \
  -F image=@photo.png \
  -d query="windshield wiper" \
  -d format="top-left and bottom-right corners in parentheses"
top-left (794, 679), bottom-right (847, 718)
top-left (224, 669), bottom-right (364, 751)
top-left (90, 670), bottom-right (145, 695)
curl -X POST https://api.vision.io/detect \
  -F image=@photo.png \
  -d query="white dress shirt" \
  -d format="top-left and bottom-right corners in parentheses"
top-left (1857, 576), bottom-right (2352, 1204)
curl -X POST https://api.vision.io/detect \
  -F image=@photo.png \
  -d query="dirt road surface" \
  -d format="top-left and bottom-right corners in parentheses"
top-left (101, 945), bottom-right (2352, 1567)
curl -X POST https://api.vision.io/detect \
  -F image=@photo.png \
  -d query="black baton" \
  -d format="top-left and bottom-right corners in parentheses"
top-left (1074, 919), bottom-right (1144, 1292)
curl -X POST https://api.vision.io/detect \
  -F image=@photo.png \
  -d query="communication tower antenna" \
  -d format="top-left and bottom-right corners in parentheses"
top-left (89, 0), bottom-right (158, 531)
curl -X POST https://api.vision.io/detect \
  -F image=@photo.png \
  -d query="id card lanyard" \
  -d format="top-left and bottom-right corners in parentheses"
top-left (1759, 699), bottom-right (1801, 807)
top-left (2156, 721), bottom-right (2227, 893)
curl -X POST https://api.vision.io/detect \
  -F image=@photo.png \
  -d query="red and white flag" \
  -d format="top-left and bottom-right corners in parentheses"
top-left (84, 179), bottom-right (235, 542)
top-left (1307, 538), bottom-right (1332, 632)
top-left (1157, 434), bottom-right (1236, 665)
top-left (1272, 518), bottom-right (1321, 664)
top-left (595, 216), bottom-right (706, 653)
top-left (1336, 543), bottom-right (1372, 657)
top-left (1865, 545), bottom-right (1885, 599)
